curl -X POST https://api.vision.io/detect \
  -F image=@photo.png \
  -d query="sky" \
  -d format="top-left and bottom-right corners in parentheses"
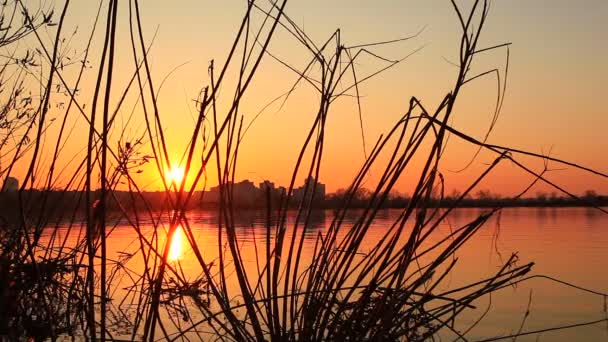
top-left (4, 0), bottom-right (607, 196)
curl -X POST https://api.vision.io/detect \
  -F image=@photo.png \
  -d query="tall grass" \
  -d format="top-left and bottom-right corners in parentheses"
top-left (1, 0), bottom-right (607, 341)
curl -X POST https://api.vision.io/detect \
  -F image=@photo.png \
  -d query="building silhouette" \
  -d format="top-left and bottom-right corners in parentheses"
top-left (259, 180), bottom-right (275, 192)
top-left (293, 176), bottom-right (325, 204)
top-left (208, 179), bottom-right (261, 207)
top-left (2, 176), bottom-right (18, 192)
top-left (205, 177), bottom-right (325, 207)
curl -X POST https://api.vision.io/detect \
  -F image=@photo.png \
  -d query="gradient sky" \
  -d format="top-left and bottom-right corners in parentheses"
top-left (7, 0), bottom-right (607, 196)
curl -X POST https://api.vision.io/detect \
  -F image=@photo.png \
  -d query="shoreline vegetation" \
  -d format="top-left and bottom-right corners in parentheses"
top-left (1, 187), bottom-right (606, 215)
top-left (1, 0), bottom-right (607, 340)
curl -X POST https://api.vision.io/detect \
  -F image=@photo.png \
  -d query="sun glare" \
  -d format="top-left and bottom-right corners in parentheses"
top-left (168, 225), bottom-right (184, 262)
top-left (167, 166), bottom-right (185, 186)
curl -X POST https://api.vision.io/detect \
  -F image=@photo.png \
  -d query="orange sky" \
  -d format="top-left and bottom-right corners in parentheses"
top-left (3, 0), bottom-right (607, 196)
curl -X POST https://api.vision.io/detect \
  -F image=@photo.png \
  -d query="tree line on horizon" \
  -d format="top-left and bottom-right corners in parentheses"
top-left (1, 187), bottom-right (605, 217)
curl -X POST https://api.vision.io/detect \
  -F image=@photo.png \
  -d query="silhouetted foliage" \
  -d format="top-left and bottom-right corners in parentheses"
top-left (0, 0), bottom-right (606, 341)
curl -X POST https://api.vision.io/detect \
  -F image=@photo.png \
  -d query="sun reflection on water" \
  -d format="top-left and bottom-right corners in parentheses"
top-left (168, 225), bottom-right (184, 262)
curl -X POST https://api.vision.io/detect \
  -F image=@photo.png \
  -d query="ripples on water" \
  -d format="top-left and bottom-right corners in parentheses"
top-left (45, 207), bottom-right (608, 341)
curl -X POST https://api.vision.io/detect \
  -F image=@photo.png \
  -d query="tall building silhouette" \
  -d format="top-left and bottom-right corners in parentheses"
top-left (2, 176), bottom-right (18, 192)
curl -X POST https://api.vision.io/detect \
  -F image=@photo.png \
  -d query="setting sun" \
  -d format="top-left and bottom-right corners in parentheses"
top-left (167, 166), bottom-right (185, 187)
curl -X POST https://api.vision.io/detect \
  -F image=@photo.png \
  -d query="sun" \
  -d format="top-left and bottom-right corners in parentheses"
top-left (167, 166), bottom-right (185, 186)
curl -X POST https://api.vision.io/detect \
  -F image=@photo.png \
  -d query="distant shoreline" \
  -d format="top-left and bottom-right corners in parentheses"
top-left (1, 190), bottom-right (606, 214)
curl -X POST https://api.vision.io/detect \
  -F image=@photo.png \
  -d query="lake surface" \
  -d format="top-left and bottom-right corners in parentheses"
top-left (46, 207), bottom-right (608, 341)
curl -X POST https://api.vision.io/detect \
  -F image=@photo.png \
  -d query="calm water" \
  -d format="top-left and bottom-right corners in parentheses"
top-left (48, 207), bottom-right (608, 341)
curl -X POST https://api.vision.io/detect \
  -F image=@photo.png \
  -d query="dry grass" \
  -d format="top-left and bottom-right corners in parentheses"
top-left (0, 0), bottom-right (607, 341)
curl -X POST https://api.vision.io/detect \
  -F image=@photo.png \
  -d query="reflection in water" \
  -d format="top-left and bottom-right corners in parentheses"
top-left (41, 208), bottom-right (608, 341)
top-left (168, 225), bottom-right (184, 261)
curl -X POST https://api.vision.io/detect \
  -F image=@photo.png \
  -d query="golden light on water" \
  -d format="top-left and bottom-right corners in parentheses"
top-left (168, 225), bottom-right (185, 262)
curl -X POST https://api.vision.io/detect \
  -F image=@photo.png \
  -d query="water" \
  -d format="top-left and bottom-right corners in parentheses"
top-left (431, 207), bottom-right (608, 341)
top-left (45, 207), bottom-right (608, 340)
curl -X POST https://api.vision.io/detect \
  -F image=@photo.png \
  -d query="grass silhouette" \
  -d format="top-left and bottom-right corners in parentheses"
top-left (1, 0), bottom-right (607, 340)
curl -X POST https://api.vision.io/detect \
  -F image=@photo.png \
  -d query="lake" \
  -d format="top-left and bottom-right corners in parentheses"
top-left (45, 207), bottom-right (608, 341)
